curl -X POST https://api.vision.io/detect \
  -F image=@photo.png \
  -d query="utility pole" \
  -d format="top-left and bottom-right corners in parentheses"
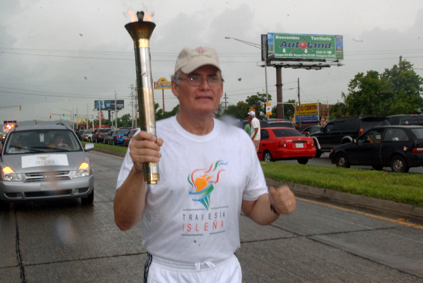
top-left (224, 93), bottom-right (228, 111)
top-left (130, 84), bottom-right (135, 128)
top-left (99, 98), bottom-right (102, 128)
top-left (297, 78), bottom-right (301, 129)
top-left (114, 91), bottom-right (118, 130)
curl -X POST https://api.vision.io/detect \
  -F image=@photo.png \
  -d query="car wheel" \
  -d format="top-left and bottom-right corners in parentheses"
top-left (390, 155), bottom-right (409, 173)
top-left (372, 165), bottom-right (383, 170)
top-left (297, 158), bottom-right (309, 165)
top-left (336, 153), bottom-right (350, 168)
top-left (81, 188), bottom-right (94, 205)
top-left (263, 151), bottom-right (273, 162)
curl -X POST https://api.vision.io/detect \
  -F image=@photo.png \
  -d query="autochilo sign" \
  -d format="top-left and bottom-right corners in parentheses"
top-left (154, 77), bottom-right (171, 89)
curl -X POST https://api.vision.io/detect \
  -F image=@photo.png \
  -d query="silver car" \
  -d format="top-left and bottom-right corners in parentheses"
top-left (0, 124), bottom-right (95, 210)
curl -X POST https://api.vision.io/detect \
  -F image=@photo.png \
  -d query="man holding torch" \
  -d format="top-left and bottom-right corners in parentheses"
top-left (114, 47), bottom-right (296, 283)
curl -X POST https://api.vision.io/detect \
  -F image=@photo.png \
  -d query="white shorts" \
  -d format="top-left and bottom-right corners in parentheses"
top-left (144, 253), bottom-right (242, 283)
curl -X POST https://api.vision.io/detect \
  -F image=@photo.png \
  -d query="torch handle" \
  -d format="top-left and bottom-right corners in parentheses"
top-left (134, 45), bottom-right (160, 184)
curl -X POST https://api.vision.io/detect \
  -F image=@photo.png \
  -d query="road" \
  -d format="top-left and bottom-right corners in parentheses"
top-left (0, 151), bottom-right (422, 283)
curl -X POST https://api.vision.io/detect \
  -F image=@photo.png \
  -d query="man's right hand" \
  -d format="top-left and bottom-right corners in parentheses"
top-left (129, 131), bottom-right (164, 173)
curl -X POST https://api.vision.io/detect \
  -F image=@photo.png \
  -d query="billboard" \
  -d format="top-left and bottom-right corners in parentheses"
top-left (267, 33), bottom-right (343, 60)
top-left (295, 103), bottom-right (319, 123)
top-left (94, 100), bottom-right (124, 111)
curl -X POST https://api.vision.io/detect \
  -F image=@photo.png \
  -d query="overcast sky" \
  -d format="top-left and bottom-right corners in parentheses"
top-left (1, 0), bottom-right (422, 124)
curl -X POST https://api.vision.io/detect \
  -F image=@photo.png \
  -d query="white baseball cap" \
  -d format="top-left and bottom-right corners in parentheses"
top-left (248, 111), bottom-right (255, 117)
top-left (175, 47), bottom-right (221, 74)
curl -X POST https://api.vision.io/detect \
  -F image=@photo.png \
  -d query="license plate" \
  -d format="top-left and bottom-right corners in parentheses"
top-left (295, 143), bottom-right (304, 148)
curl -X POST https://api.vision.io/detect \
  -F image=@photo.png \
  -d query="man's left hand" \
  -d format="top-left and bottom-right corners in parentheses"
top-left (268, 185), bottom-right (296, 215)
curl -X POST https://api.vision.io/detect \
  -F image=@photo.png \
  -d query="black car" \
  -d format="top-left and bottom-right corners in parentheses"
top-left (329, 125), bottom-right (423, 173)
top-left (94, 128), bottom-right (112, 143)
top-left (300, 125), bottom-right (322, 136)
top-left (310, 116), bottom-right (389, 157)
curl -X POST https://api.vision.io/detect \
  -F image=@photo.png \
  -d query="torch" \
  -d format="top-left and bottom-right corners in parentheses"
top-left (125, 11), bottom-right (159, 184)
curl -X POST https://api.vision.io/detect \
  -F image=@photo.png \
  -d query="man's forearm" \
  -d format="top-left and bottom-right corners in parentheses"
top-left (242, 194), bottom-right (279, 225)
top-left (114, 167), bottom-right (146, 231)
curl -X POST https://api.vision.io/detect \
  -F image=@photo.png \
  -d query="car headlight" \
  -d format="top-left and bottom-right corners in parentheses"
top-left (75, 162), bottom-right (91, 178)
top-left (2, 167), bottom-right (23, 182)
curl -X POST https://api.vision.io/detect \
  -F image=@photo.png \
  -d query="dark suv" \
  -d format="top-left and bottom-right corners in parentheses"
top-left (267, 119), bottom-right (295, 128)
top-left (310, 116), bottom-right (389, 157)
top-left (387, 114), bottom-right (423, 126)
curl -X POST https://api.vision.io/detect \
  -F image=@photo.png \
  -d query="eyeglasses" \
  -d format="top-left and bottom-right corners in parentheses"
top-left (179, 75), bottom-right (224, 86)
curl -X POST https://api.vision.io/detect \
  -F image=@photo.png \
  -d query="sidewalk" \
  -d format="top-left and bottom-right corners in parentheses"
top-left (266, 178), bottom-right (423, 220)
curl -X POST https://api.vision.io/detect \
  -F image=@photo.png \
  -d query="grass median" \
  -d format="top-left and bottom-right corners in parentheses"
top-left (84, 142), bottom-right (423, 208)
top-left (261, 161), bottom-right (423, 207)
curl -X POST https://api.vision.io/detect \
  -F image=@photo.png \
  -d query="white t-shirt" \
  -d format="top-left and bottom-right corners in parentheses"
top-left (116, 116), bottom-right (268, 263)
top-left (250, 117), bottom-right (260, 140)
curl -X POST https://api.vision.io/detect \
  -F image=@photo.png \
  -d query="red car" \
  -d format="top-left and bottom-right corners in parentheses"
top-left (258, 127), bottom-right (316, 164)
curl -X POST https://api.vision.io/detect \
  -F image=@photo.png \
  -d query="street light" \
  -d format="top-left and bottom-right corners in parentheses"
top-left (225, 37), bottom-right (269, 117)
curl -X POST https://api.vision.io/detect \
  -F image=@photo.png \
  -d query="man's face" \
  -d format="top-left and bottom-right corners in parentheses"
top-left (172, 65), bottom-right (223, 117)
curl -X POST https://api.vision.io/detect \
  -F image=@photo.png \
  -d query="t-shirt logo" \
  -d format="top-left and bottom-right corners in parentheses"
top-left (187, 160), bottom-right (227, 210)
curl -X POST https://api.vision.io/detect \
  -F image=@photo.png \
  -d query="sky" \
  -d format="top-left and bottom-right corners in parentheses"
top-left (1, 0), bottom-right (422, 125)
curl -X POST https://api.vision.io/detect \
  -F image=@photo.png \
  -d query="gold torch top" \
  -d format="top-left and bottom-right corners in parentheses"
top-left (125, 11), bottom-right (156, 42)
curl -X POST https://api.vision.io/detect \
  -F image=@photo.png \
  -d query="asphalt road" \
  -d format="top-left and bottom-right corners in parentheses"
top-left (0, 151), bottom-right (422, 283)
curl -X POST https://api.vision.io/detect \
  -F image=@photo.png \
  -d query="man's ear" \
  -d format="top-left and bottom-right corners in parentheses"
top-left (171, 81), bottom-right (180, 99)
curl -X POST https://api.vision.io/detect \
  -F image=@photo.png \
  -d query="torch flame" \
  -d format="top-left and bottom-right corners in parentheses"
top-left (128, 10), bottom-right (137, 22)
top-left (127, 10), bottom-right (152, 22)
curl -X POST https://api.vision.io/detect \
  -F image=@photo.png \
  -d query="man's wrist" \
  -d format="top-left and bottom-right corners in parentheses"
top-left (270, 204), bottom-right (279, 216)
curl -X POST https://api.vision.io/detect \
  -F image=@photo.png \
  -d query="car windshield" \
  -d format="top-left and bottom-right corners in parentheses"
top-left (115, 130), bottom-right (128, 135)
top-left (4, 130), bottom-right (82, 154)
top-left (411, 128), bottom-right (423, 139)
top-left (272, 129), bottom-right (302, 137)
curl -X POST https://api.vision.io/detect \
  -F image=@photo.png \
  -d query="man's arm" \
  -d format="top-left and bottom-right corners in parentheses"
top-left (113, 131), bottom-right (163, 231)
top-left (242, 185), bottom-right (296, 225)
top-left (252, 128), bottom-right (258, 139)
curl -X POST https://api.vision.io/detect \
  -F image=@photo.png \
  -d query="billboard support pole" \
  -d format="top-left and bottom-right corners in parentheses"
top-left (276, 65), bottom-right (283, 119)
top-left (298, 78), bottom-right (301, 129)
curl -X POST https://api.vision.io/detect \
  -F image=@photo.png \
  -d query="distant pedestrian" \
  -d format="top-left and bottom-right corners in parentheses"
top-left (244, 120), bottom-right (251, 136)
top-left (247, 111), bottom-right (260, 152)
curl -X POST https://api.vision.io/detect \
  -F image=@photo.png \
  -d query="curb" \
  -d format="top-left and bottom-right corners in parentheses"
top-left (266, 178), bottom-right (423, 220)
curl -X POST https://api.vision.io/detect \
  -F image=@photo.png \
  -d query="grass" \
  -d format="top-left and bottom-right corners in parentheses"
top-left (82, 141), bottom-right (128, 154)
top-left (84, 140), bottom-right (423, 208)
top-left (261, 162), bottom-right (423, 207)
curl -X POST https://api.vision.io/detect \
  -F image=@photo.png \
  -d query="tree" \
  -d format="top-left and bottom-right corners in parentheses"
top-left (344, 60), bottom-right (423, 116)
top-left (245, 92), bottom-right (271, 119)
top-left (330, 92), bottom-right (348, 119)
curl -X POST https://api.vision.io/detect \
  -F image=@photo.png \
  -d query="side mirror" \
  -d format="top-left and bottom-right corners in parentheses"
top-left (85, 143), bottom-right (95, 151)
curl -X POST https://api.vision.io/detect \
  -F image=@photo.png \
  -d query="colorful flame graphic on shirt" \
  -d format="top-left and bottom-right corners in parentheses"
top-left (188, 160), bottom-right (227, 210)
